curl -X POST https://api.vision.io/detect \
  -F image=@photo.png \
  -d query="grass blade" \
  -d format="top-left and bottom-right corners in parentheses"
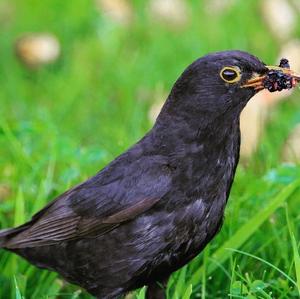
top-left (285, 206), bottom-right (300, 295)
top-left (182, 284), bottom-right (192, 299)
top-left (14, 276), bottom-right (23, 299)
top-left (227, 248), bottom-right (297, 287)
top-left (291, 234), bottom-right (300, 296)
top-left (174, 266), bottom-right (187, 298)
top-left (0, 119), bottom-right (34, 168)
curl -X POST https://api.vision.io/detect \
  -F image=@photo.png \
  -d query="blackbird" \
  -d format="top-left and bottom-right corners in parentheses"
top-left (0, 51), bottom-right (299, 299)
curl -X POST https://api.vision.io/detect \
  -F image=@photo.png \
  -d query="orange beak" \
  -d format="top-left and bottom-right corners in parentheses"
top-left (241, 66), bottom-right (300, 91)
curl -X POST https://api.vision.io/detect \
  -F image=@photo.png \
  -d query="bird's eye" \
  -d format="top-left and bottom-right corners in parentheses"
top-left (220, 66), bottom-right (241, 83)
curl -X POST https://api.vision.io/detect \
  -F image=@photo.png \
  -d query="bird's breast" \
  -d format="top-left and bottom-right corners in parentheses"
top-left (165, 128), bottom-right (240, 261)
top-left (152, 197), bottom-right (225, 273)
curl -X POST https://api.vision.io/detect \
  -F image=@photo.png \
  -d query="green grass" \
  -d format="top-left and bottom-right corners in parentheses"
top-left (0, 0), bottom-right (300, 298)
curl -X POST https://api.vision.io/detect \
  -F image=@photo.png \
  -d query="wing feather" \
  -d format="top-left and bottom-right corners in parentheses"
top-left (4, 197), bottom-right (160, 248)
top-left (2, 154), bottom-right (171, 249)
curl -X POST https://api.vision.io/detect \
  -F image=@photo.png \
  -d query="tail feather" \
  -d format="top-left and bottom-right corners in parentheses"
top-left (0, 224), bottom-right (30, 248)
top-left (0, 228), bottom-right (13, 247)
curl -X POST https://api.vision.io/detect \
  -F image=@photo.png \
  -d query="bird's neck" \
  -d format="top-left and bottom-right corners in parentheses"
top-left (145, 110), bottom-right (240, 207)
top-left (151, 104), bottom-right (241, 154)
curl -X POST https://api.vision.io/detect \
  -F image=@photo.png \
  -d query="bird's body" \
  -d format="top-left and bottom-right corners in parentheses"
top-left (1, 51), bottom-right (294, 298)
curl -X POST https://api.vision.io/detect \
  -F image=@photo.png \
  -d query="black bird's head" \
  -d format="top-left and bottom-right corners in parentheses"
top-left (158, 50), bottom-right (299, 125)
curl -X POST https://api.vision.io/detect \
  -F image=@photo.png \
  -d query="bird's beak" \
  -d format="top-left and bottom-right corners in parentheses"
top-left (241, 66), bottom-right (300, 91)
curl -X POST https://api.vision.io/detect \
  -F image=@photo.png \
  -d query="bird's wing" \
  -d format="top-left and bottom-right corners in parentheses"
top-left (4, 155), bottom-right (172, 248)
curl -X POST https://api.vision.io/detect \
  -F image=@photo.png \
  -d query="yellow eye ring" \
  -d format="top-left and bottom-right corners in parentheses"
top-left (220, 66), bottom-right (241, 83)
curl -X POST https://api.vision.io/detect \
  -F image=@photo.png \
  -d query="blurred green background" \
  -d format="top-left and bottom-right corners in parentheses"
top-left (1, 0), bottom-right (300, 298)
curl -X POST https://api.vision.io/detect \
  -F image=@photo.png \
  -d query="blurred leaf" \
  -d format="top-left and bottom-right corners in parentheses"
top-left (249, 280), bottom-right (267, 293)
top-left (14, 188), bottom-right (25, 226)
top-left (230, 280), bottom-right (248, 296)
top-left (136, 287), bottom-right (146, 299)
top-left (182, 284), bottom-right (192, 299)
